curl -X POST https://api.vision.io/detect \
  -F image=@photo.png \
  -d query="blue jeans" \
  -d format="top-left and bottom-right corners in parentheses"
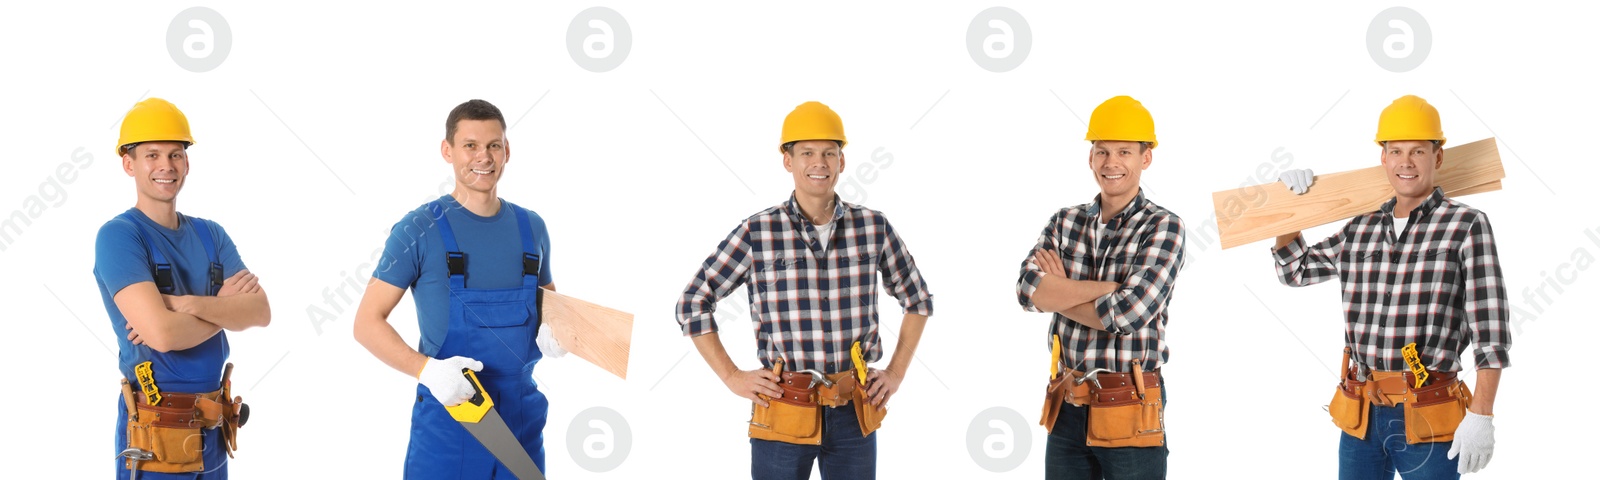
top-left (1044, 386), bottom-right (1167, 480)
top-left (1339, 404), bottom-right (1459, 480)
top-left (751, 404), bottom-right (876, 480)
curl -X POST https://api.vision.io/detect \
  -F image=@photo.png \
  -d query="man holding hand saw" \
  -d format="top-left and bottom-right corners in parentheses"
top-left (355, 99), bottom-right (567, 479)
top-left (675, 101), bottom-right (935, 480)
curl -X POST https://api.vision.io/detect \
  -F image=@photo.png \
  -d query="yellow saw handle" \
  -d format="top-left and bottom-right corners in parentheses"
top-left (1049, 335), bottom-right (1062, 379)
top-left (851, 342), bottom-right (868, 384)
top-left (1401, 343), bottom-right (1428, 389)
top-left (446, 369), bottom-right (494, 423)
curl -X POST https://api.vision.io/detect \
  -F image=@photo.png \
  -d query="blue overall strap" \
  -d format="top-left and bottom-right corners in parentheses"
top-left (428, 201), bottom-right (467, 289)
top-left (186, 216), bottom-right (225, 296)
top-left (513, 207), bottom-right (541, 288)
top-left (119, 211), bottom-right (174, 294)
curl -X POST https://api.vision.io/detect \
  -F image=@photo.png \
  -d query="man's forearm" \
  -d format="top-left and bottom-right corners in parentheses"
top-left (884, 313), bottom-right (929, 376)
top-left (174, 291), bottom-right (271, 331)
top-left (147, 311), bottom-right (224, 352)
top-left (691, 332), bottom-right (739, 380)
top-left (1055, 301), bottom-right (1108, 331)
top-left (1031, 275), bottom-right (1117, 312)
top-left (1469, 368), bottom-right (1501, 415)
top-left (353, 312), bottom-right (429, 378)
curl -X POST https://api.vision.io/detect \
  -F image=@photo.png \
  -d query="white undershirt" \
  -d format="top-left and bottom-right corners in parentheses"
top-left (1395, 214), bottom-right (1411, 235)
top-left (814, 221), bottom-right (836, 253)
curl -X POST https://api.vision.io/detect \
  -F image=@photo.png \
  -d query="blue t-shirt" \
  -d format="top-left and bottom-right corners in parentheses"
top-left (95, 208), bottom-right (247, 393)
top-left (374, 195), bottom-right (553, 357)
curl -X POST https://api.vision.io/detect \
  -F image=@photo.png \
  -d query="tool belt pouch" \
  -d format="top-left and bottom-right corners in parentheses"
top-left (1328, 377), bottom-right (1370, 440)
top-left (1039, 374), bottom-right (1073, 433)
top-left (1403, 379), bottom-right (1471, 444)
top-left (1085, 384), bottom-right (1164, 448)
top-left (126, 403), bottom-right (207, 473)
top-left (748, 384), bottom-right (822, 445)
top-left (850, 382), bottom-right (887, 437)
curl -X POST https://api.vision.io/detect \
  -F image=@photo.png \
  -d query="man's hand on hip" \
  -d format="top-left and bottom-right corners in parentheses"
top-left (865, 367), bottom-right (903, 407)
top-left (722, 368), bottom-right (782, 407)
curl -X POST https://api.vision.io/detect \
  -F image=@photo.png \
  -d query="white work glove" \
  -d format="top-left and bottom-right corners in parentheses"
top-left (418, 356), bottom-right (483, 406)
top-left (537, 323), bottom-right (568, 359)
top-left (1448, 411), bottom-right (1495, 474)
top-left (1278, 168), bottom-right (1315, 195)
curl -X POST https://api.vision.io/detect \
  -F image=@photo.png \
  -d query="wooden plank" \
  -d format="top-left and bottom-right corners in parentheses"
top-left (1213, 138), bottom-right (1504, 249)
top-left (541, 288), bottom-right (634, 379)
top-left (1448, 180), bottom-right (1501, 198)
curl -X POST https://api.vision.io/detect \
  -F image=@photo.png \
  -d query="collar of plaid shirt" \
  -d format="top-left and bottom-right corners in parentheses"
top-left (784, 192), bottom-right (847, 235)
top-left (1086, 190), bottom-right (1148, 230)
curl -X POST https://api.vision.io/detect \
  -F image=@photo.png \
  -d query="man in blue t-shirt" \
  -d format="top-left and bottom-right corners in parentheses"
top-left (97, 98), bottom-right (272, 479)
top-left (354, 99), bottom-right (567, 478)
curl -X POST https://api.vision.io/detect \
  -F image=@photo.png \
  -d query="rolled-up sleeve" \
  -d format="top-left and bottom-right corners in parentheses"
top-left (878, 218), bottom-right (933, 316)
top-left (676, 222), bottom-right (754, 337)
top-left (1094, 215), bottom-right (1185, 335)
top-left (1273, 231), bottom-right (1342, 287)
top-left (1460, 213), bottom-right (1511, 369)
top-left (1015, 212), bottom-right (1062, 313)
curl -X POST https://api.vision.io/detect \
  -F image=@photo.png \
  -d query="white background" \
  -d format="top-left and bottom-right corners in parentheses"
top-left (2, 1), bottom-right (1595, 478)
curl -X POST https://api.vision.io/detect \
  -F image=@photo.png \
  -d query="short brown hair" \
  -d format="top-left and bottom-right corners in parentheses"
top-left (445, 99), bottom-right (507, 145)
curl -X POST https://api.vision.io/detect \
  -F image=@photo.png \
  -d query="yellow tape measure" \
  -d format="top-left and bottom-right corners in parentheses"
top-left (134, 361), bottom-right (162, 405)
top-left (1401, 343), bottom-right (1428, 389)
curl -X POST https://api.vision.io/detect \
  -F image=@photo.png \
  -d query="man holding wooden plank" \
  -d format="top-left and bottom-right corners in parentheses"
top-left (676, 101), bottom-right (934, 479)
top-left (354, 99), bottom-right (567, 478)
top-left (1016, 95), bottom-right (1184, 479)
top-left (1270, 95), bottom-right (1508, 478)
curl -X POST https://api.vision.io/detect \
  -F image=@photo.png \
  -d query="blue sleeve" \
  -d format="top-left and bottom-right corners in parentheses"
top-left (532, 209), bottom-right (553, 286)
top-left (373, 210), bottom-right (427, 290)
top-left (95, 219), bottom-right (154, 297)
top-left (205, 219), bottom-right (248, 278)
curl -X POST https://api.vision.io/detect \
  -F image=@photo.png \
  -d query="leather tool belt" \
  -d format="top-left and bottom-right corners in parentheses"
top-left (749, 360), bottom-right (888, 445)
top-left (1327, 347), bottom-right (1472, 443)
top-left (1040, 359), bottom-right (1165, 448)
top-left (120, 364), bottom-right (247, 474)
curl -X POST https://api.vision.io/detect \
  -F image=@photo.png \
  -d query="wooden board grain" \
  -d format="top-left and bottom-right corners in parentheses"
top-left (541, 288), bottom-right (634, 379)
top-left (1212, 137), bottom-right (1504, 249)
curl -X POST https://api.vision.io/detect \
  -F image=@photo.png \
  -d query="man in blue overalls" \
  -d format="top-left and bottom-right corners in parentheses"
top-left (98, 97), bottom-right (272, 479)
top-left (355, 99), bottom-right (567, 478)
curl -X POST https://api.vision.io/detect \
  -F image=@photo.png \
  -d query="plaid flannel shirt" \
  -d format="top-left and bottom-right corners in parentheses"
top-left (1274, 187), bottom-right (1511, 373)
top-left (677, 194), bottom-right (934, 374)
top-left (1016, 190), bottom-right (1185, 373)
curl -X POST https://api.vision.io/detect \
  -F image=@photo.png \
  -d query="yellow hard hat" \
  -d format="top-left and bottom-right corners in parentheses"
top-left (1374, 95), bottom-right (1445, 146)
top-left (117, 98), bottom-right (195, 156)
top-left (779, 101), bottom-right (847, 153)
top-left (1085, 95), bottom-right (1157, 149)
